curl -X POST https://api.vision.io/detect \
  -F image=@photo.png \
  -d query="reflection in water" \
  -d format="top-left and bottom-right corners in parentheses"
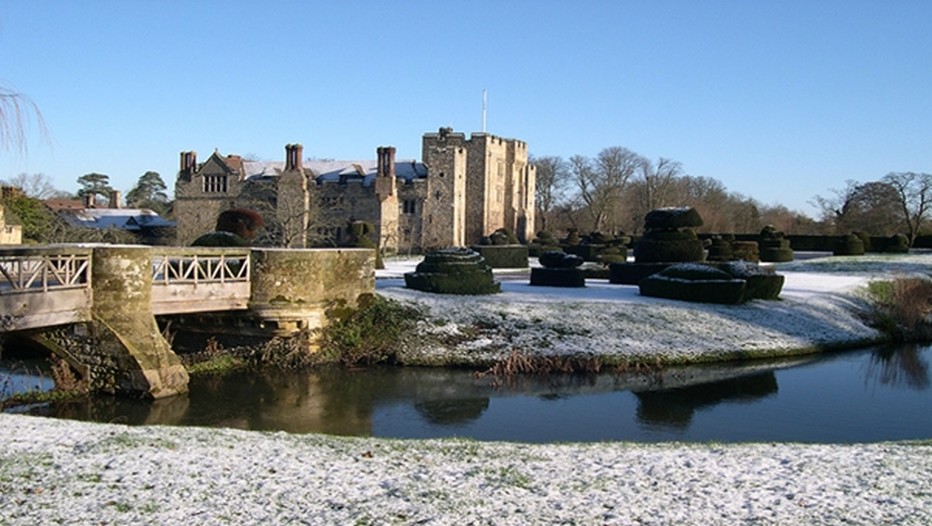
top-left (633, 373), bottom-right (778, 429)
top-left (866, 344), bottom-right (930, 390)
top-left (414, 399), bottom-right (490, 425)
top-left (5, 345), bottom-right (932, 443)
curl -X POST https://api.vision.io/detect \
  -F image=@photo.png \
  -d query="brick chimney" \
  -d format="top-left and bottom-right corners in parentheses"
top-left (109, 190), bottom-right (122, 209)
top-left (377, 146), bottom-right (396, 179)
top-left (285, 144), bottom-right (305, 172)
top-left (180, 151), bottom-right (197, 174)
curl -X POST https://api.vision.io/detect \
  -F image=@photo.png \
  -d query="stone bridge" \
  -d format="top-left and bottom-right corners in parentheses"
top-left (0, 245), bottom-right (375, 398)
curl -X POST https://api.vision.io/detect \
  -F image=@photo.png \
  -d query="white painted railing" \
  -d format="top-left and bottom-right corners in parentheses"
top-left (0, 247), bottom-right (92, 294)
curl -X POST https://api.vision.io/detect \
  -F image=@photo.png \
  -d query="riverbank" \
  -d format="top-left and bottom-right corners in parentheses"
top-left (376, 254), bottom-right (904, 367)
top-left (3, 253), bottom-right (932, 525)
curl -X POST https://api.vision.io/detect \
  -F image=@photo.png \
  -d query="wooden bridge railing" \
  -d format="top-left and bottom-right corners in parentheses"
top-left (0, 246), bottom-right (92, 294)
top-left (150, 248), bottom-right (252, 315)
top-left (0, 246), bottom-right (94, 330)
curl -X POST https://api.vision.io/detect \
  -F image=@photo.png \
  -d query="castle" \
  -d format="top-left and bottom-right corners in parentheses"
top-left (173, 127), bottom-right (536, 253)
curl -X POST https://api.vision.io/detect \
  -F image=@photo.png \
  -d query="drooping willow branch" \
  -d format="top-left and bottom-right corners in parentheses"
top-left (0, 86), bottom-right (50, 154)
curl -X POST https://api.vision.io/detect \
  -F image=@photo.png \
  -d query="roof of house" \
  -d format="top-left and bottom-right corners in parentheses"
top-left (59, 208), bottom-right (175, 231)
top-left (243, 160), bottom-right (428, 187)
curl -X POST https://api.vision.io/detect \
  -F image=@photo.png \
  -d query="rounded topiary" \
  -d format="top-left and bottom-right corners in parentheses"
top-left (191, 231), bottom-right (250, 247)
top-left (587, 231), bottom-right (612, 245)
top-left (404, 248), bottom-right (500, 295)
top-left (884, 234), bottom-right (910, 253)
top-left (638, 264), bottom-right (746, 304)
top-left (539, 251), bottom-right (583, 269)
top-left (633, 238), bottom-right (706, 263)
top-left (641, 229), bottom-right (699, 242)
top-left (834, 234), bottom-right (865, 256)
top-left (597, 245), bottom-right (627, 264)
top-left (643, 207), bottom-right (703, 230)
top-left (487, 228), bottom-right (518, 246)
top-left (532, 251), bottom-right (585, 287)
top-left (707, 237), bottom-right (734, 262)
top-left (564, 229), bottom-right (581, 246)
top-left (852, 231), bottom-right (871, 253)
top-left (534, 231), bottom-right (557, 245)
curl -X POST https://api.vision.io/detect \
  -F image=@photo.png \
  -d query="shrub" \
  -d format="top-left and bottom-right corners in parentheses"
top-left (472, 244), bottom-right (529, 268)
top-left (405, 248), bottom-right (501, 295)
top-left (643, 207), bottom-right (703, 230)
top-left (865, 277), bottom-right (932, 340)
top-left (633, 238), bottom-right (706, 263)
top-left (834, 234), bottom-right (865, 256)
top-left (530, 267), bottom-right (585, 287)
top-left (318, 294), bottom-right (423, 366)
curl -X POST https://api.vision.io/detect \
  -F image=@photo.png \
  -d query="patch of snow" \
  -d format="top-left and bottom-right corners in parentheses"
top-left (1, 414), bottom-right (929, 525)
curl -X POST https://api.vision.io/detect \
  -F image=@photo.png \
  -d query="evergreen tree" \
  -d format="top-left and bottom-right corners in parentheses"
top-left (126, 171), bottom-right (170, 214)
top-left (76, 172), bottom-right (113, 204)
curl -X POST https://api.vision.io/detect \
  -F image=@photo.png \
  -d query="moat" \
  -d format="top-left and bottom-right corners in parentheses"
top-left (3, 344), bottom-right (930, 443)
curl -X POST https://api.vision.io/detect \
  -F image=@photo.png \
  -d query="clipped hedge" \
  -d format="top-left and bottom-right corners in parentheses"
top-left (608, 262), bottom-right (673, 285)
top-left (633, 238), bottom-right (706, 263)
top-left (471, 244), bottom-right (529, 269)
top-left (404, 248), bottom-right (500, 295)
top-left (643, 207), bottom-right (704, 230)
top-left (833, 234), bottom-right (865, 256)
top-left (530, 267), bottom-right (586, 287)
top-left (640, 275), bottom-right (747, 304)
top-left (638, 262), bottom-right (785, 304)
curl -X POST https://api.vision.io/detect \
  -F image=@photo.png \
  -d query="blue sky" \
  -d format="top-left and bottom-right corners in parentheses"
top-left (1, 1), bottom-right (930, 216)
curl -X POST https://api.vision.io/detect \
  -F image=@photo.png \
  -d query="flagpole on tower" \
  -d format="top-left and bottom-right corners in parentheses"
top-left (482, 89), bottom-right (488, 133)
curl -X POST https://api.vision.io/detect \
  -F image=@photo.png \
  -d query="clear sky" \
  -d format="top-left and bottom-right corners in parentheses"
top-left (1, 1), bottom-right (930, 216)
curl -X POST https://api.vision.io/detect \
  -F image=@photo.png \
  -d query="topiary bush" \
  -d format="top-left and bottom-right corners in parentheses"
top-left (639, 272), bottom-right (747, 304)
top-left (471, 244), bottom-right (529, 268)
top-left (632, 238), bottom-right (706, 263)
top-left (707, 236), bottom-right (734, 262)
top-left (834, 234), bottom-right (865, 256)
top-left (882, 234), bottom-right (910, 254)
top-left (531, 251), bottom-right (585, 287)
top-left (404, 247), bottom-right (501, 295)
top-left (638, 261), bottom-right (785, 304)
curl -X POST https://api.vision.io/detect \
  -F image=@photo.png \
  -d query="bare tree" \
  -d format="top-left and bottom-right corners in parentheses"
top-left (812, 180), bottom-right (903, 236)
top-left (569, 147), bottom-right (645, 233)
top-left (882, 171), bottom-right (932, 244)
top-left (1, 172), bottom-right (66, 199)
top-left (529, 154), bottom-right (568, 234)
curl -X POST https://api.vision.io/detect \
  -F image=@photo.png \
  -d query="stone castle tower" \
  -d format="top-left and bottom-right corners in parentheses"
top-left (421, 127), bottom-right (536, 245)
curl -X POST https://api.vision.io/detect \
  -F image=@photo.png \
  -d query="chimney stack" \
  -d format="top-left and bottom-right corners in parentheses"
top-left (180, 151), bottom-right (197, 174)
top-left (109, 190), bottom-right (122, 209)
top-left (285, 144), bottom-right (305, 172)
top-left (377, 146), bottom-right (396, 179)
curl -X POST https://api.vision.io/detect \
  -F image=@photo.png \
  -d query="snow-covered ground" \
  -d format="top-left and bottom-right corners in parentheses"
top-left (376, 254), bottom-right (898, 366)
top-left (3, 253), bottom-right (932, 525)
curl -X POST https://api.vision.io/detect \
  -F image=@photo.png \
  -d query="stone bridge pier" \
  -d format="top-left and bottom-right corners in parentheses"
top-left (35, 246), bottom-right (189, 399)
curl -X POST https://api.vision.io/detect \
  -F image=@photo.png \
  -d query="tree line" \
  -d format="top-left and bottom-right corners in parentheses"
top-left (532, 147), bottom-right (930, 242)
top-left (1, 170), bottom-right (170, 244)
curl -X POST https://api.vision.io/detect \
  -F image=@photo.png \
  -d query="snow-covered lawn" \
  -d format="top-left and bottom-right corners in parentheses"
top-left (3, 253), bottom-right (931, 525)
top-left (376, 253), bottom-right (923, 366)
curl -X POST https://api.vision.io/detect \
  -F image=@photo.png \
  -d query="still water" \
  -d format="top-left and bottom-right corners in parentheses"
top-left (3, 345), bottom-right (931, 443)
